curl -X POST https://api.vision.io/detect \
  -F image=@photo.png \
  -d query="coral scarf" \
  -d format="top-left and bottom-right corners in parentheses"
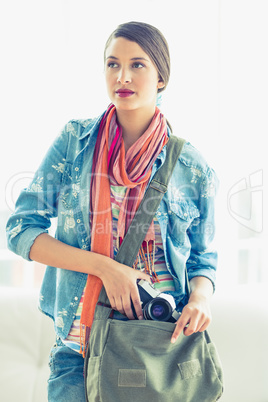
top-left (80, 105), bottom-right (168, 355)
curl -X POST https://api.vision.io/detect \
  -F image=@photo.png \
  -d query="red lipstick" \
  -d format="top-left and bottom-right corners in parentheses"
top-left (116, 89), bottom-right (135, 98)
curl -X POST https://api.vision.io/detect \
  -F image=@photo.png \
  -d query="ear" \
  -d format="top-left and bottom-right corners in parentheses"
top-left (157, 79), bottom-right (165, 90)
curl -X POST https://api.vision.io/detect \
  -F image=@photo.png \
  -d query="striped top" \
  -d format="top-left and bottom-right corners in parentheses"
top-left (62, 185), bottom-right (175, 352)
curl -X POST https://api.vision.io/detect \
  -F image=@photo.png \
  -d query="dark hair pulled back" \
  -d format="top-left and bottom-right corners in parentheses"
top-left (104, 21), bottom-right (170, 93)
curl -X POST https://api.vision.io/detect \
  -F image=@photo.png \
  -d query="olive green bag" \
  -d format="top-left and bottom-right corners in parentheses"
top-left (84, 137), bottom-right (224, 402)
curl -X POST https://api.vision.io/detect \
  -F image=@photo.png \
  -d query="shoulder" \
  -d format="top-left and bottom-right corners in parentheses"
top-left (62, 114), bottom-right (103, 140)
top-left (167, 136), bottom-right (218, 192)
top-left (65, 117), bottom-right (95, 133)
top-left (179, 140), bottom-right (211, 175)
top-left (178, 140), bottom-right (219, 197)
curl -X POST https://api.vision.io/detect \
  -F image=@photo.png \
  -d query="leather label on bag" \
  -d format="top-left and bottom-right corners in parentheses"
top-left (118, 369), bottom-right (146, 387)
top-left (177, 359), bottom-right (202, 380)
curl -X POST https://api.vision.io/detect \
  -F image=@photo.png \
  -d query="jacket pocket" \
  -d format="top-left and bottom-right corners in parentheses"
top-left (167, 201), bottom-right (200, 246)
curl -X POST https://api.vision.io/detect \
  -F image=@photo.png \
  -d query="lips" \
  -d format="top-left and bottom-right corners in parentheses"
top-left (116, 89), bottom-right (135, 98)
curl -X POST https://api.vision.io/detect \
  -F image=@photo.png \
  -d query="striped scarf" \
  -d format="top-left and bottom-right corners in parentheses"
top-left (80, 104), bottom-right (168, 355)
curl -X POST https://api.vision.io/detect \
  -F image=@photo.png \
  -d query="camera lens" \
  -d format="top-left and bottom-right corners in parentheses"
top-left (151, 304), bottom-right (165, 318)
top-left (143, 297), bottom-right (173, 321)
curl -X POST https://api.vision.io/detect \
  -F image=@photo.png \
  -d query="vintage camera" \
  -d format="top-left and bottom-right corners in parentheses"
top-left (132, 279), bottom-right (180, 323)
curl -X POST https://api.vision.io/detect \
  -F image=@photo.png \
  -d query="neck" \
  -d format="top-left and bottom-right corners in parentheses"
top-left (116, 107), bottom-right (156, 152)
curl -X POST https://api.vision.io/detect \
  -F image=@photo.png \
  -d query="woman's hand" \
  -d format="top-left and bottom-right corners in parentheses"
top-left (98, 258), bottom-right (151, 321)
top-left (171, 276), bottom-right (213, 344)
top-left (29, 233), bottom-right (151, 320)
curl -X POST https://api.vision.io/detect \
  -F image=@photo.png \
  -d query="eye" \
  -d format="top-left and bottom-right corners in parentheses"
top-left (132, 62), bottom-right (144, 69)
top-left (107, 62), bottom-right (119, 68)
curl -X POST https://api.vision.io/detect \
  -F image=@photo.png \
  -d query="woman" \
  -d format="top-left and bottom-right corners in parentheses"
top-left (6, 21), bottom-right (218, 401)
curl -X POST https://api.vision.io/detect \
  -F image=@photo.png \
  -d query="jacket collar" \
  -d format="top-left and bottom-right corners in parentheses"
top-left (79, 111), bottom-right (105, 140)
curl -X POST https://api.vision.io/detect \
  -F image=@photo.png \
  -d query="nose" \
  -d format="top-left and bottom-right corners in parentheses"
top-left (117, 67), bottom-right (131, 84)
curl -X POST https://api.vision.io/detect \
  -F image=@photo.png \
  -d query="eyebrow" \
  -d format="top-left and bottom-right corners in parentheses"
top-left (106, 56), bottom-right (150, 62)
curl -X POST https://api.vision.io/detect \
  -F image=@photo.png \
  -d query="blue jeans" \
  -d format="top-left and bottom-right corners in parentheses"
top-left (48, 338), bottom-right (86, 402)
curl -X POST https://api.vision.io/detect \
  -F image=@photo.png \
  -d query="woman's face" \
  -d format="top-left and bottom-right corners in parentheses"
top-left (105, 37), bottom-right (164, 113)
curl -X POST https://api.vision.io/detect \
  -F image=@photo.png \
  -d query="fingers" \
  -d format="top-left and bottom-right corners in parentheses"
top-left (102, 261), bottom-right (151, 320)
top-left (130, 293), bottom-right (144, 320)
top-left (171, 304), bottom-right (211, 344)
top-left (137, 270), bottom-right (152, 284)
top-left (171, 311), bottom-right (190, 343)
top-left (108, 284), bottom-right (143, 321)
top-left (113, 269), bottom-right (150, 319)
top-left (122, 285), bottom-right (144, 320)
top-left (109, 296), bottom-right (128, 318)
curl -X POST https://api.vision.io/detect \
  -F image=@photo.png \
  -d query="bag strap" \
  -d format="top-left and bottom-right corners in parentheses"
top-left (114, 135), bottom-right (185, 268)
top-left (97, 136), bottom-right (186, 307)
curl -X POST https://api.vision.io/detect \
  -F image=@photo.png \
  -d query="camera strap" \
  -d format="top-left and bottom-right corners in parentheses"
top-left (98, 135), bottom-right (189, 307)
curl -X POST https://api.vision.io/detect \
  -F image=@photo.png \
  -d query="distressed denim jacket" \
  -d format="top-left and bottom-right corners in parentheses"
top-left (6, 112), bottom-right (218, 339)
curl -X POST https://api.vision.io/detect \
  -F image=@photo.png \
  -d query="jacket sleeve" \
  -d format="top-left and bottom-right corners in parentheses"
top-left (6, 124), bottom-right (70, 261)
top-left (186, 166), bottom-right (219, 290)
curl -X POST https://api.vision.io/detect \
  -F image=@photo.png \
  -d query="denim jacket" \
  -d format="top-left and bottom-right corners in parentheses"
top-left (6, 112), bottom-right (218, 339)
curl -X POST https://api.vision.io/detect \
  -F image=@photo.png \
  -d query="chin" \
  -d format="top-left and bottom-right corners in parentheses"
top-left (113, 101), bottom-right (139, 112)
